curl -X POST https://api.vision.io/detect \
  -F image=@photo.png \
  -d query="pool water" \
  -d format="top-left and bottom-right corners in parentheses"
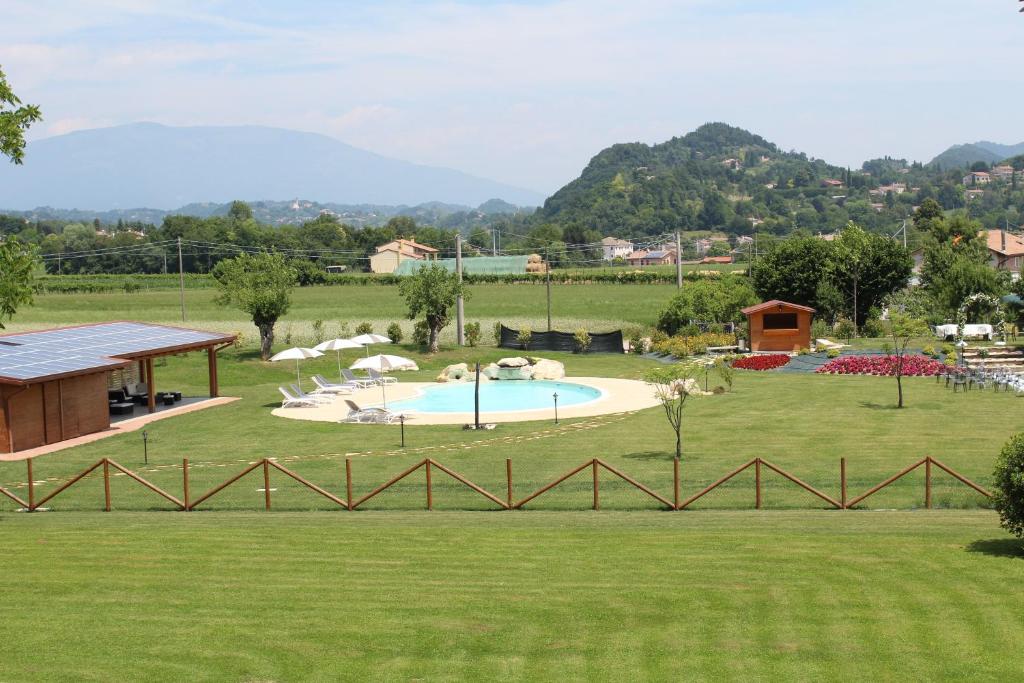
top-left (388, 380), bottom-right (602, 414)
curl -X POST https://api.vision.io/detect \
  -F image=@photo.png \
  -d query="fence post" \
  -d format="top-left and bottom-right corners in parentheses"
top-left (840, 458), bottom-right (847, 509)
top-left (673, 457), bottom-right (680, 510)
top-left (925, 456), bottom-right (932, 509)
top-left (426, 459), bottom-right (433, 510)
top-left (592, 459), bottom-right (599, 511)
top-left (263, 459), bottom-right (271, 511)
top-left (506, 458), bottom-right (513, 509)
top-left (182, 458), bottom-right (190, 511)
top-left (345, 458), bottom-right (353, 511)
top-left (27, 458), bottom-right (34, 511)
top-left (755, 458), bottom-right (762, 509)
top-left (103, 458), bottom-right (111, 512)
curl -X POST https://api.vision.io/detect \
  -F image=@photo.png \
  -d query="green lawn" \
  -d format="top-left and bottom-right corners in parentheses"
top-left (0, 511), bottom-right (1020, 681)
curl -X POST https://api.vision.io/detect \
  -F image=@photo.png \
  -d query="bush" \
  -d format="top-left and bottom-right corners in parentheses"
top-left (412, 320), bottom-right (429, 347)
top-left (516, 327), bottom-right (532, 350)
top-left (355, 322), bottom-right (373, 335)
top-left (291, 259), bottom-right (327, 286)
top-left (465, 322), bottom-right (481, 347)
top-left (941, 342), bottom-right (956, 357)
top-left (311, 319), bottom-right (325, 344)
top-left (493, 322), bottom-right (503, 346)
top-left (993, 433), bottom-right (1024, 538)
top-left (652, 332), bottom-right (735, 358)
top-left (826, 347), bottom-right (841, 358)
top-left (921, 344), bottom-right (936, 358)
top-left (336, 321), bottom-right (350, 339)
top-left (655, 275), bottom-right (758, 336)
top-left (797, 347), bottom-right (810, 355)
top-left (387, 322), bottom-right (403, 344)
top-left (835, 318), bottom-right (856, 339)
top-left (573, 328), bottom-right (592, 353)
top-left (862, 317), bottom-right (887, 338)
top-left (629, 332), bottom-right (646, 354)
top-left (811, 319), bottom-right (831, 340)
top-left (944, 356), bottom-right (957, 367)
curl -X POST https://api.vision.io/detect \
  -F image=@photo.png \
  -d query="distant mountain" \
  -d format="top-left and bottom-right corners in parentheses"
top-left (0, 122), bottom-right (545, 209)
top-left (0, 198), bottom-right (533, 228)
top-left (928, 140), bottom-right (1024, 169)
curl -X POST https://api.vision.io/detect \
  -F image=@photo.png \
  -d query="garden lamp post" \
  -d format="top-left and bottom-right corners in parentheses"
top-left (553, 391), bottom-right (559, 424)
top-left (399, 414), bottom-right (405, 448)
top-left (142, 430), bottom-right (149, 465)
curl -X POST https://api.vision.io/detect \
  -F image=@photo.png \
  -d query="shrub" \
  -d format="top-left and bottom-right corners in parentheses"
top-left (815, 355), bottom-right (944, 376)
top-left (629, 332), bottom-right (646, 354)
top-left (493, 322), bottom-right (503, 346)
top-left (336, 321), bottom-right (350, 339)
top-left (283, 323), bottom-right (293, 346)
top-left (651, 332), bottom-right (734, 358)
top-left (993, 433), bottom-right (1024, 538)
top-left (122, 278), bottom-right (140, 293)
top-left (944, 356), bottom-right (957, 367)
top-left (978, 347), bottom-right (990, 359)
top-left (655, 275), bottom-right (758, 335)
top-left (862, 317), bottom-right (887, 338)
top-left (732, 355), bottom-right (790, 371)
top-left (797, 347), bottom-right (810, 356)
top-left (714, 356), bottom-right (736, 391)
top-left (826, 347), bottom-right (841, 358)
top-left (311, 319), bottom-right (325, 344)
top-left (811, 319), bottom-right (831, 340)
top-left (835, 318), bottom-right (856, 339)
top-left (465, 322), bottom-right (481, 347)
top-left (921, 344), bottom-right (936, 358)
top-left (573, 328), bottom-right (592, 353)
top-left (387, 322), bottom-right (403, 344)
top-left (516, 327), bottom-right (532, 350)
top-left (941, 342), bottom-right (956, 357)
top-left (355, 322), bottom-right (373, 335)
top-left (291, 259), bottom-right (327, 286)
top-left (412, 320), bottom-right (429, 347)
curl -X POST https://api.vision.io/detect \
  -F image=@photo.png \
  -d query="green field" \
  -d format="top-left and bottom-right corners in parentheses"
top-left (2, 285), bottom-right (1022, 680)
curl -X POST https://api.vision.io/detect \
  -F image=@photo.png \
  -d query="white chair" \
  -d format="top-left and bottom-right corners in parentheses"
top-left (290, 383), bottom-right (334, 404)
top-left (341, 369), bottom-right (375, 389)
top-left (312, 375), bottom-right (355, 394)
top-left (367, 368), bottom-right (398, 386)
top-left (279, 386), bottom-right (320, 408)
top-left (340, 399), bottom-right (412, 424)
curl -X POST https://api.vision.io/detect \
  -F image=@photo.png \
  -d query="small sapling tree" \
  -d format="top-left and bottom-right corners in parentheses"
top-left (888, 313), bottom-right (929, 408)
top-left (644, 363), bottom-right (702, 460)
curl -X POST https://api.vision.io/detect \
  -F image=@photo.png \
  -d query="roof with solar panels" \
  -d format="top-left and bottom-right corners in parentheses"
top-left (0, 321), bottom-right (236, 385)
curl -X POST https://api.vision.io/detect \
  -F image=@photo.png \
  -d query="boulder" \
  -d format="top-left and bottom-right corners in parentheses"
top-left (436, 362), bottom-right (468, 382)
top-left (496, 365), bottom-right (534, 380)
top-left (481, 363), bottom-right (501, 380)
top-left (531, 358), bottom-right (565, 380)
top-left (497, 356), bottom-right (530, 368)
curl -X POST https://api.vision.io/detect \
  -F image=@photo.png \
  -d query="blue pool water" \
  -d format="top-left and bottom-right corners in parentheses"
top-left (388, 380), bottom-right (602, 414)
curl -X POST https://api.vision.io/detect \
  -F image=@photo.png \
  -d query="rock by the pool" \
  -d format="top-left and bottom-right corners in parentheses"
top-left (496, 365), bottom-right (534, 380)
top-left (531, 358), bottom-right (565, 380)
top-left (436, 362), bottom-right (469, 382)
top-left (496, 357), bottom-right (530, 368)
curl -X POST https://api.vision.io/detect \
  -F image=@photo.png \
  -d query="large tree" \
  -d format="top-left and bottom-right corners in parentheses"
top-left (0, 66), bottom-right (42, 165)
top-left (830, 223), bottom-right (913, 328)
top-left (398, 263), bottom-right (467, 353)
top-left (212, 252), bottom-right (297, 360)
top-left (656, 275), bottom-right (758, 335)
top-left (920, 212), bottom-right (1005, 317)
top-left (0, 238), bottom-right (36, 328)
top-left (750, 235), bottom-right (836, 309)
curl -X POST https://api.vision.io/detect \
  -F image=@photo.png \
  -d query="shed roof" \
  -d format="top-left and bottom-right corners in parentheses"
top-left (0, 321), bottom-right (235, 385)
top-left (741, 300), bottom-right (816, 315)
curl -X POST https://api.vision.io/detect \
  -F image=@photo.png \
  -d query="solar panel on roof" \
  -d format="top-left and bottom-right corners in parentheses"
top-left (0, 322), bottom-right (230, 383)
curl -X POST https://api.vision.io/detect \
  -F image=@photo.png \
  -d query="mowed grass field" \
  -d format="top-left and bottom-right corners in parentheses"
top-left (1, 512), bottom-right (1022, 680)
top-left (3, 283), bottom-right (1023, 681)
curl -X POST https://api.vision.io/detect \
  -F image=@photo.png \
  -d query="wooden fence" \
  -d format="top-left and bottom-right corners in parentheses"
top-left (2, 455), bottom-right (993, 513)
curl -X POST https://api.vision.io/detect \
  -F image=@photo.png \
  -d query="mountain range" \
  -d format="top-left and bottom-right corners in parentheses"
top-left (0, 123), bottom-right (545, 210)
top-left (929, 140), bottom-right (1024, 169)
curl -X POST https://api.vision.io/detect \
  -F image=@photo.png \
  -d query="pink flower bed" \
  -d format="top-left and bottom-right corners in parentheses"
top-left (733, 355), bottom-right (791, 371)
top-left (815, 355), bottom-right (945, 376)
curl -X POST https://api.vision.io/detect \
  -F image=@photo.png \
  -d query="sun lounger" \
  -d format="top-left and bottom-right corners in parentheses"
top-left (341, 369), bottom-right (376, 388)
top-left (312, 374), bottom-right (355, 394)
top-left (290, 384), bottom-right (334, 404)
top-left (367, 368), bottom-right (398, 385)
top-left (278, 386), bottom-right (322, 408)
top-left (340, 399), bottom-right (412, 424)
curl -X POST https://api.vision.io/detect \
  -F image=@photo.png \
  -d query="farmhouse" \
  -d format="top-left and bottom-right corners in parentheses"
top-left (962, 171), bottom-right (991, 186)
top-left (369, 239), bottom-right (439, 274)
top-left (601, 237), bottom-right (634, 261)
top-left (0, 322), bottom-right (235, 453)
top-left (742, 300), bottom-right (815, 352)
top-left (626, 249), bottom-right (677, 266)
top-left (983, 229), bottom-right (1024, 278)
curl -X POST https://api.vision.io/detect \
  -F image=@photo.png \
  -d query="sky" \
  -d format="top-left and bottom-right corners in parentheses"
top-left (2, 0), bottom-right (1023, 195)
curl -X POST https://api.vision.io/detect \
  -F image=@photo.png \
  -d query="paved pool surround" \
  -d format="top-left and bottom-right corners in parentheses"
top-left (271, 377), bottom-right (662, 425)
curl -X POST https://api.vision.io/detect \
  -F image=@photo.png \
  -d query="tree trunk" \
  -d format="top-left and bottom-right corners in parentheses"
top-left (675, 430), bottom-right (682, 459)
top-left (896, 374), bottom-right (904, 409)
top-left (258, 322), bottom-right (275, 360)
top-left (428, 326), bottom-right (440, 354)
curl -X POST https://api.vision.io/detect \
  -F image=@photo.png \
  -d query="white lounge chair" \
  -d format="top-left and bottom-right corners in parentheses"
top-left (367, 368), bottom-right (398, 385)
top-left (290, 383), bottom-right (334, 404)
top-left (312, 374), bottom-right (355, 394)
top-left (340, 399), bottom-right (411, 424)
top-left (279, 386), bottom-right (321, 408)
top-left (341, 369), bottom-right (376, 389)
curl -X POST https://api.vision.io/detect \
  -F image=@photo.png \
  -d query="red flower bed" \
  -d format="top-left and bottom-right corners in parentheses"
top-left (732, 355), bottom-right (791, 371)
top-left (815, 355), bottom-right (945, 376)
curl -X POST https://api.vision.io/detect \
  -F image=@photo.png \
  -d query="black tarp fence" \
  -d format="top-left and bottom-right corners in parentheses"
top-left (498, 325), bottom-right (624, 353)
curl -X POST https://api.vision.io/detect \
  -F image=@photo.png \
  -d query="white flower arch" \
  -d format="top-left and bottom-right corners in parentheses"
top-left (956, 293), bottom-right (1006, 342)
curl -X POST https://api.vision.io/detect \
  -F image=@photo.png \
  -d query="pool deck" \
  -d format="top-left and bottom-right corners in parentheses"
top-left (271, 377), bottom-right (662, 425)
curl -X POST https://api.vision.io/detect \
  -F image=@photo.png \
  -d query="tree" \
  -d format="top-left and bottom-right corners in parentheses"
top-left (0, 67), bottom-right (42, 165)
top-left (644, 364), bottom-right (701, 459)
top-left (656, 276), bottom-right (758, 335)
top-left (887, 313), bottom-right (929, 408)
top-left (398, 263), bottom-right (467, 353)
top-left (830, 223), bottom-right (913, 328)
top-left (993, 433), bottom-right (1024, 539)
top-left (0, 237), bottom-right (36, 328)
top-left (212, 252), bottom-right (297, 360)
top-left (228, 200), bottom-right (253, 222)
top-left (751, 236), bottom-right (834, 309)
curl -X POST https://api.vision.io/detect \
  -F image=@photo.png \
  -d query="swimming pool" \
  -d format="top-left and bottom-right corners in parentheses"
top-left (387, 380), bottom-right (603, 414)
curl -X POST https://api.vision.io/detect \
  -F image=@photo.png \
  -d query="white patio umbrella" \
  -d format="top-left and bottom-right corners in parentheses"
top-left (314, 338), bottom-right (364, 383)
top-left (270, 347), bottom-right (323, 387)
top-left (350, 333), bottom-right (391, 357)
top-left (350, 353), bottom-right (415, 408)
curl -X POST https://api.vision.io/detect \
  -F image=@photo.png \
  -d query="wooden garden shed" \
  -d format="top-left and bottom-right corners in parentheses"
top-left (0, 322), bottom-right (235, 454)
top-left (742, 300), bottom-right (815, 352)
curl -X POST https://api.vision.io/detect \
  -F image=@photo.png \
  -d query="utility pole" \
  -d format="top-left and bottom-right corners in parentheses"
top-left (177, 236), bottom-right (186, 322)
top-left (455, 233), bottom-right (465, 345)
top-left (492, 228), bottom-right (497, 255)
top-left (546, 245), bottom-right (552, 331)
top-left (675, 231), bottom-right (683, 289)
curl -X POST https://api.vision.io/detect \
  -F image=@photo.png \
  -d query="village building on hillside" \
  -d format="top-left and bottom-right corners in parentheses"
top-left (869, 182), bottom-right (906, 196)
top-left (990, 165), bottom-right (1016, 182)
top-left (700, 255), bottom-right (734, 264)
top-left (601, 237), bottom-right (634, 261)
top-left (962, 171), bottom-right (991, 186)
top-left (626, 249), bottom-right (677, 266)
top-left (369, 238), bottom-right (439, 274)
top-left (983, 230), bottom-right (1024, 278)
top-left (821, 178), bottom-right (844, 188)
